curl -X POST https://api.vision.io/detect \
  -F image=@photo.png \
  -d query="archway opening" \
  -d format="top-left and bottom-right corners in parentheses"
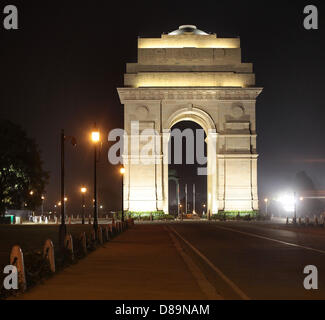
top-left (168, 121), bottom-right (207, 217)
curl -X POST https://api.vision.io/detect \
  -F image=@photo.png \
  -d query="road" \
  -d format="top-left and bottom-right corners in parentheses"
top-left (167, 220), bottom-right (325, 300)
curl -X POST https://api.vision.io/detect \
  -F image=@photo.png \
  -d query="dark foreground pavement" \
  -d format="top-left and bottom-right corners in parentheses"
top-left (170, 220), bottom-right (325, 299)
top-left (13, 220), bottom-right (325, 300)
top-left (14, 223), bottom-right (208, 300)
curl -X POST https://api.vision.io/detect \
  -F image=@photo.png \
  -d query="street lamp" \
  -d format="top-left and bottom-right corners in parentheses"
top-left (293, 192), bottom-right (297, 224)
top-left (80, 187), bottom-right (87, 224)
top-left (59, 129), bottom-right (76, 249)
top-left (41, 195), bottom-right (45, 216)
top-left (120, 166), bottom-right (125, 222)
top-left (179, 204), bottom-right (183, 221)
top-left (91, 124), bottom-right (100, 235)
top-left (264, 198), bottom-right (268, 216)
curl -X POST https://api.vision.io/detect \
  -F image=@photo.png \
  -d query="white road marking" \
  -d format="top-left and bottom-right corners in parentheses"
top-left (212, 224), bottom-right (325, 255)
top-left (165, 226), bottom-right (223, 300)
top-left (169, 225), bottom-right (250, 300)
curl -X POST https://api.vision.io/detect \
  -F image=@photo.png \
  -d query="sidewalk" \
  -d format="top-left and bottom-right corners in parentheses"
top-left (15, 224), bottom-right (207, 300)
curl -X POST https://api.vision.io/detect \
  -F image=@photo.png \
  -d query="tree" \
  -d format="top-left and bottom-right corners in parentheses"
top-left (0, 119), bottom-right (49, 216)
top-left (293, 171), bottom-right (323, 216)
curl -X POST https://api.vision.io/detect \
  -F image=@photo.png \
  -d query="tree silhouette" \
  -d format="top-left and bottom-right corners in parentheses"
top-left (293, 171), bottom-right (323, 216)
top-left (0, 120), bottom-right (49, 216)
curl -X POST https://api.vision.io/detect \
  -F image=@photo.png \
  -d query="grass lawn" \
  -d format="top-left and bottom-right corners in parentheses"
top-left (0, 224), bottom-right (96, 275)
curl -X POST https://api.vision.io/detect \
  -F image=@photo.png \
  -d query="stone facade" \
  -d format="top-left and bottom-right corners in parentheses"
top-left (117, 25), bottom-right (262, 214)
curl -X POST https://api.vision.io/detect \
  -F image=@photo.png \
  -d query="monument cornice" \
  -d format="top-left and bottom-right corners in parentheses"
top-left (117, 87), bottom-right (263, 103)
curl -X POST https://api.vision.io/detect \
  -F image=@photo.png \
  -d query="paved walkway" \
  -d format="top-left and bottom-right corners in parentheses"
top-left (15, 224), bottom-right (207, 300)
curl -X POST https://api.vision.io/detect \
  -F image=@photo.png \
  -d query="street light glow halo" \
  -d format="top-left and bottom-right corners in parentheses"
top-left (278, 193), bottom-right (295, 213)
top-left (91, 131), bottom-right (100, 142)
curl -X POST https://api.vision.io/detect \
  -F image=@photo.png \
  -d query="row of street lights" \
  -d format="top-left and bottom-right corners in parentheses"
top-left (263, 193), bottom-right (304, 221)
top-left (58, 125), bottom-right (125, 249)
top-left (30, 124), bottom-right (125, 248)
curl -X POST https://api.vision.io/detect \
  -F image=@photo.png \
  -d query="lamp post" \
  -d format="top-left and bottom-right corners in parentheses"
top-left (91, 125), bottom-right (100, 235)
top-left (59, 129), bottom-right (76, 249)
top-left (41, 196), bottom-right (45, 216)
top-left (264, 198), bottom-right (268, 216)
top-left (293, 192), bottom-right (297, 224)
top-left (298, 196), bottom-right (304, 218)
top-left (80, 187), bottom-right (87, 224)
top-left (120, 166), bottom-right (125, 222)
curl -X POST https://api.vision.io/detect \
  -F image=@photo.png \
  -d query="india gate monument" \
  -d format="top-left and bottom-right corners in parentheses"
top-left (117, 25), bottom-right (262, 215)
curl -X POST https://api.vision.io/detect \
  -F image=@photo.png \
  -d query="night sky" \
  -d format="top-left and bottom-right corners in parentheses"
top-left (1, 0), bottom-right (324, 214)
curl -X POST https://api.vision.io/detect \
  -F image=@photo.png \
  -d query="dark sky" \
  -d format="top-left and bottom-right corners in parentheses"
top-left (1, 0), bottom-right (324, 214)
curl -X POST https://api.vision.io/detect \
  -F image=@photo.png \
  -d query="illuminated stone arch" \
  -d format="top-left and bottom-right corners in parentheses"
top-left (166, 107), bottom-right (216, 134)
top-left (117, 25), bottom-right (262, 215)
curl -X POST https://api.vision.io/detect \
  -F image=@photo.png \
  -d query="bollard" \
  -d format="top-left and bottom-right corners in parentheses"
top-left (112, 222), bottom-right (116, 235)
top-left (97, 226), bottom-right (103, 245)
top-left (315, 217), bottom-right (319, 226)
top-left (91, 229), bottom-right (96, 243)
top-left (298, 217), bottom-right (301, 225)
top-left (68, 217), bottom-right (71, 225)
top-left (286, 217), bottom-right (289, 225)
top-left (104, 226), bottom-right (110, 242)
top-left (108, 224), bottom-right (114, 237)
top-left (115, 222), bottom-right (119, 233)
top-left (43, 239), bottom-right (55, 272)
top-left (88, 218), bottom-right (92, 224)
top-left (10, 245), bottom-right (27, 291)
top-left (64, 234), bottom-right (74, 260)
top-left (79, 232), bottom-right (87, 255)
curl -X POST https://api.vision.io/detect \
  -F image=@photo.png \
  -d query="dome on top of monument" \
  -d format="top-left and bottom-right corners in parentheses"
top-left (168, 25), bottom-right (208, 35)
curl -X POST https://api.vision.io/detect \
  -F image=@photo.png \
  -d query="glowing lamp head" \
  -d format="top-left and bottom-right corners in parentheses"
top-left (120, 167), bottom-right (125, 175)
top-left (29, 190), bottom-right (34, 195)
top-left (264, 198), bottom-right (268, 203)
top-left (64, 197), bottom-right (68, 202)
top-left (81, 187), bottom-right (87, 193)
top-left (41, 196), bottom-right (45, 200)
top-left (91, 131), bottom-right (100, 143)
top-left (278, 193), bottom-right (295, 212)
